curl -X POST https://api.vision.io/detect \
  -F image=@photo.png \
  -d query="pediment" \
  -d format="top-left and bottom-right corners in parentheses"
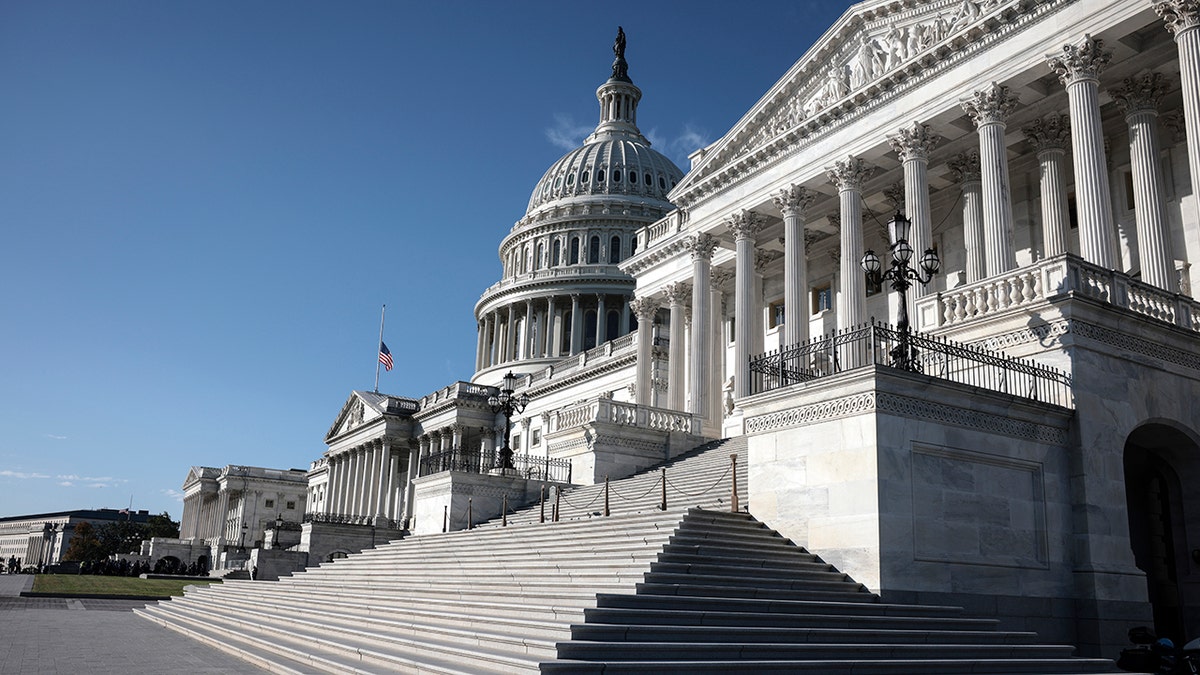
top-left (182, 465), bottom-right (219, 489)
top-left (325, 391), bottom-right (384, 442)
top-left (676, 0), bottom-right (1015, 198)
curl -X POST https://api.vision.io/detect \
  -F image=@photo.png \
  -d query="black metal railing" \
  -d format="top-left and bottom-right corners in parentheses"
top-left (749, 320), bottom-right (1072, 407)
top-left (419, 447), bottom-right (571, 483)
top-left (302, 512), bottom-right (404, 530)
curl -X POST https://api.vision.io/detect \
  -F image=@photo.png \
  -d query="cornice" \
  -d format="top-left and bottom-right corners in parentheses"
top-left (673, 0), bottom-right (1068, 212)
top-left (476, 274), bottom-right (636, 315)
top-left (622, 234), bottom-right (693, 276)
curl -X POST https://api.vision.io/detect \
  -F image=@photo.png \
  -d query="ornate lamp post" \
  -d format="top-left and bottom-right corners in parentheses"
top-left (860, 212), bottom-right (940, 371)
top-left (488, 371), bottom-right (530, 470)
top-left (272, 514), bottom-right (283, 550)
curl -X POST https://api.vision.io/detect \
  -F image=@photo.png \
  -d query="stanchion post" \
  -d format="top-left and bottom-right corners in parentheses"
top-left (502, 494), bottom-right (508, 527)
top-left (467, 497), bottom-right (473, 530)
top-left (539, 485), bottom-right (546, 524)
top-left (442, 504), bottom-right (448, 533)
top-left (730, 453), bottom-right (739, 513)
top-left (661, 468), bottom-right (667, 511)
top-left (554, 486), bottom-right (561, 522)
top-left (604, 475), bottom-right (610, 517)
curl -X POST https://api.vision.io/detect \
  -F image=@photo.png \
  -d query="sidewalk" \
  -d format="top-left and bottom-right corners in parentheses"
top-left (0, 575), bottom-right (266, 674)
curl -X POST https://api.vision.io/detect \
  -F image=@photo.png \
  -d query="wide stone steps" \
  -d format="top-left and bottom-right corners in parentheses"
top-left (137, 436), bottom-right (1115, 674)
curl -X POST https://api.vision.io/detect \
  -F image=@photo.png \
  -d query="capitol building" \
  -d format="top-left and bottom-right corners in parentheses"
top-left (157, 0), bottom-right (1200, 666)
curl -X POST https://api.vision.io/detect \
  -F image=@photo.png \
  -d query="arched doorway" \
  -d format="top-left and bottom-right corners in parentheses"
top-left (1124, 422), bottom-right (1200, 643)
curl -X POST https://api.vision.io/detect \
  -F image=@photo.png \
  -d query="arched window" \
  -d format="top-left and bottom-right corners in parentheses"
top-left (551, 240), bottom-right (561, 267)
top-left (561, 311), bottom-right (572, 353)
top-left (630, 236), bottom-right (638, 256)
top-left (588, 236), bottom-right (601, 264)
top-left (535, 242), bottom-right (544, 271)
top-left (608, 236), bottom-right (621, 264)
top-left (520, 246), bottom-right (529, 274)
top-left (613, 169), bottom-right (622, 183)
top-left (584, 310), bottom-right (598, 350)
top-left (606, 310), bottom-right (620, 340)
top-left (569, 237), bottom-right (580, 265)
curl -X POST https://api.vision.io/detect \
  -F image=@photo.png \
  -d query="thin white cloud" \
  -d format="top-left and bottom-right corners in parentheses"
top-left (87, 483), bottom-right (110, 489)
top-left (56, 474), bottom-right (120, 483)
top-left (44, 434), bottom-right (67, 440)
top-left (545, 114), bottom-right (592, 152)
top-left (161, 489), bottom-right (184, 501)
top-left (59, 481), bottom-right (74, 487)
top-left (0, 470), bottom-right (51, 480)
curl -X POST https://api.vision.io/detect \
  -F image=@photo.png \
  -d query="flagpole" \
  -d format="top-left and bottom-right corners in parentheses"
top-left (374, 304), bottom-right (386, 393)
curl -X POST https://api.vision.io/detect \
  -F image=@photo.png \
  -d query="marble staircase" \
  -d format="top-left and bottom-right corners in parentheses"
top-left (136, 437), bottom-right (1116, 674)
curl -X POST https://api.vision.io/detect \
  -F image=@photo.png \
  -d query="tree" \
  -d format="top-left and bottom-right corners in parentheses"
top-left (145, 511), bottom-right (179, 539)
top-left (61, 521), bottom-right (104, 562)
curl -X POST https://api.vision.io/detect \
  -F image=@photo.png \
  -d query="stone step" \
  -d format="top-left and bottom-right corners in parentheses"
top-left (554, 641), bottom-right (1081, 662)
top-left (581, 606), bottom-right (1001, 631)
top-left (542, 659), bottom-right (1119, 674)
top-left (648, 561), bottom-right (849, 582)
top-left (633, 581), bottom-right (875, 602)
top-left (568, 624), bottom-right (1041, 645)
top-left (653, 552), bottom-right (833, 573)
top-left (642, 571), bottom-right (865, 593)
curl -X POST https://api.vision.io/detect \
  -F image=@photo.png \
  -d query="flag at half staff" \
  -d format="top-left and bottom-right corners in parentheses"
top-left (379, 342), bottom-right (393, 371)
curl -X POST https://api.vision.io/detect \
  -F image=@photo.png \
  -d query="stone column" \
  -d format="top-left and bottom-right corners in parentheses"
top-left (752, 248), bottom-right (773, 359)
top-left (1049, 36), bottom-right (1117, 269)
top-left (826, 157), bottom-right (874, 329)
top-left (215, 488), bottom-right (229, 546)
top-left (619, 294), bottom-right (630, 336)
top-left (664, 282), bottom-right (689, 411)
top-left (475, 320), bottom-right (484, 371)
top-left (544, 296), bottom-right (556, 358)
top-left (1112, 73), bottom-right (1177, 290)
top-left (710, 269), bottom-right (732, 425)
top-left (417, 435), bottom-right (431, 477)
top-left (570, 294), bottom-right (583, 354)
top-left (596, 294), bottom-right (607, 344)
top-left (774, 185), bottom-right (815, 348)
top-left (948, 151), bottom-right (985, 282)
top-left (727, 211), bottom-right (766, 399)
top-left (376, 439), bottom-right (391, 517)
top-left (520, 300), bottom-right (532, 360)
top-left (889, 122), bottom-right (940, 299)
top-left (630, 296), bottom-right (660, 406)
top-left (384, 449), bottom-right (398, 519)
top-left (687, 234), bottom-right (718, 416)
top-left (1155, 1), bottom-right (1200, 222)
top-left (352, 447), bottom-right (366, 516)
top-left (404, 443), bottom-right (420, 523)
top-left (338, 453), bottom-right (352, 514)
top-left (961, 83), bottom-right (1019, 276)
top-left (485, 313), bottom-right (496, 368)
top-left (324, 456), bottom-right (338, 514)
top-left (504, 304), bottom-right (516, 362)
top-left (1022, 115), bottom-right (1072, 259)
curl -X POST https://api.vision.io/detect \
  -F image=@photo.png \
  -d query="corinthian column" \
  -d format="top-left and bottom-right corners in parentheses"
top-left (1049, 36), bottom-right (1117, 269)
top-left (773, 185), bottom-right (816, 348)
top-left (687, 234), bottom-right (718, 417)
top-left (1155, 1), bottom-right (1200, 217)
top-left (728, 211), bottom-right (766, 399)
top-left (826, 157), bottom-right (874, 329)
top-left (961, 83), bottom-right (1019, 276)
top-left (629, 295), bottom-right (660, 406)
top-left (889, 121), bottom-right (941, 298)
top-left (664, 282), bottom-right (689, 411)
top-left (1023, 115), bottom-right (1072, 259)
top-left (569, 294), bottom-right (582, 355)
top-left (949, 151), bottom-right (985, 282)
top-left (1112, 73), bottom-right (1177, 290)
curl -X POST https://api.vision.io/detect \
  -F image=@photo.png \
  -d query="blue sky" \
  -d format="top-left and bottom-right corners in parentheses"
top-left (0, 1), bottom-right (853, 519)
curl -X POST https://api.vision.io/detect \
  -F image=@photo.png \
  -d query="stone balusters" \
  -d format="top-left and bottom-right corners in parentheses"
top-left (1048, 36), bottom-right (1117, 269)
top-left (961, 83), bottom-right (1019, 277)
top-left (1111, 73), bottom-right (1177, 291)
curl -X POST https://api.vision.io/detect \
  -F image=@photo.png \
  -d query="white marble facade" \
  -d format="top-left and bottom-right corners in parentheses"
top-left (189, 0), bottom-right (1200, 656)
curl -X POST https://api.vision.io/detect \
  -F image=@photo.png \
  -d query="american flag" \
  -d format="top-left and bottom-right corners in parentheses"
top-left (378, 341), bottom-right (393, 371)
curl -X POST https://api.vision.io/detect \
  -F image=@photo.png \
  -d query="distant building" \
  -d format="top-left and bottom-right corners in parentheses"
top-left (0, 508), bottom-right (151, 568)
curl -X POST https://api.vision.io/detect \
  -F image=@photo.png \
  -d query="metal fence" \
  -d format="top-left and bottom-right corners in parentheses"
top-left (748, 320), bottom-right (1072, 408)
top-left (419, 447), bottom-right (572, 483)
top-left (303, 512), bottom-right (404, 530)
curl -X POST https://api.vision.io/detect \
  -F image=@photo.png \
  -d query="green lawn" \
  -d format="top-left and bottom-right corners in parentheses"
top-left (31, 574), bottom-right (220, 597)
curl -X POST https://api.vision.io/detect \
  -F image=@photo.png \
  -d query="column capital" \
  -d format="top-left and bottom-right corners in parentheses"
top-left (664, 281), bottom-right (691, 306)
top-left (629, 295), bottom-right (661, 320)
top-left (1154, 0), bottom-right (1200, 37)
top-left (1047, 35), bottom-right (1111, 86)
top-left (570, 293), bottom-right (581, 303)
top-left (1022, 114), bottom-right (1071, 153)
top-left (825, 156), bottom-right (874, 191)
top-left (726, 210), bottom-right (767, 242)
top-left (961, 82), bottom-right (1019, 127)
top-left (888, 121), bottom-right (941, 162)
top-left (711, 267), bottom-right (735, 289)
top-left (950, 149), bottom-right (979, 183)
top-left (1110, 72), bottom-right (1170, 116)
top-left (772, 185), bottom-right (816, 216)
top-left (684, 233), bottom-right (718, 261)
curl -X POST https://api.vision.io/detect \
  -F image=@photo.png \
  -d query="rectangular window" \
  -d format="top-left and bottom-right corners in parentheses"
top-left (264, 499), bottom-right (275, 509)
top-left (532, 429), bottom-right (541, 446)
top-left (768, 299), bottom-right (785, 329)
top-left (286, 501), bottom-right (296, 510)
top-left (512, 434), bottom-right (522, 452)
top-left (812, 285), bottom-right (833, 314)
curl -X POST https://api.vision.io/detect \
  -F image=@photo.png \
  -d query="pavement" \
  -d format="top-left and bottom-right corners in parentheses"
top-left (0, 574), bottom-right (267, 674)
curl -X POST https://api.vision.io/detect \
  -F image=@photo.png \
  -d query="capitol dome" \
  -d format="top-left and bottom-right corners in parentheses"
top-left (473, 27), bottom-right (683, 387)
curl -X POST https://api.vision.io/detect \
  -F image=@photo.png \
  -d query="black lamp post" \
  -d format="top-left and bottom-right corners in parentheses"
top-left (272, 514), bottom-right (283, 550)
top-left (487, 371), bottom-right (530, 470)
top-left (860, 211), bottom-right (940, 371)
top-left (239, 522), bottom-right (248, 551)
